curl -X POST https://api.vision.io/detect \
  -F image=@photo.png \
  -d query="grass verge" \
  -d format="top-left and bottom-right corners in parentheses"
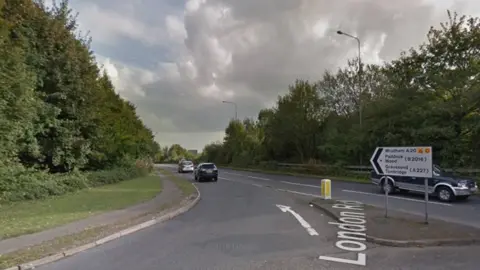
top-left (0, 171), bottom-right (199, 269)
top-left (0, 197), bottom-right (190, 269)
top-left (157, 168), bottom-right (196, 196)
top-left (221, 165), bottom-right (370, 184)
top-left (0, 175), bottom-right (162, 239)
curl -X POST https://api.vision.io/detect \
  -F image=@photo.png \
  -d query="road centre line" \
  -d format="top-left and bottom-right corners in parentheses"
top-left (342, 190), bottom-right (452, 206)
top-left (222, 172), bottom-right (271, 181)
top-left (219, 177), bottom-right (244, 183)
top-left (276, 189), bottom-right (322, 198)
top-left (219, 177), bottom-right (324, 198)
top-left (281, 181), bottom-right (320, 188)
top-left (219, 177), bottom-right (264, 187)
top-left (247, 175), bottom-right (271, 181)
top-left (223, 172), bottom-right (243, 176)
top-left (223, 172), bottom-right (320, 188)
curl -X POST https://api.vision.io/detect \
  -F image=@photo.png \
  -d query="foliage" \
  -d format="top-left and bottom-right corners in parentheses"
top-left (0, 0), bottom-right (158, 202)
top-left (0, 159), bottom-right (153, 202)
top-left (155, 144), bottom-right (200, 163)
top-left (200, 11), bottom-right (480, 170)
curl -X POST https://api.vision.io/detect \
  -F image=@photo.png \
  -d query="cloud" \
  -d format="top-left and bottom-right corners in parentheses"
top-left (65, 0), bottom-right (480, 150)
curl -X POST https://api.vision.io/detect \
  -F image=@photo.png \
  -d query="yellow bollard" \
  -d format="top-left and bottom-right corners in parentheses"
top-left (321, 179), bottom-right (332, 199)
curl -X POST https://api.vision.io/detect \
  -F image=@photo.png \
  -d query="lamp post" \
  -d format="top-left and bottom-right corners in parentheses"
top-left (337, 30), bottom-right (363, 164)
top-left (222, 100), bottom-right (237, 120)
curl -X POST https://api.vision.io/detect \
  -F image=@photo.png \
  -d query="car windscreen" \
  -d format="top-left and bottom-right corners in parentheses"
top-left (201, 164), bottom-right (215, 169)
top-left (183, 161), bottom-right (193, 165)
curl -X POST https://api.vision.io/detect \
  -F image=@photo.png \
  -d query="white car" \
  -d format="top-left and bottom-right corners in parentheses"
top-left (178, 160), bottom-right (194, 173)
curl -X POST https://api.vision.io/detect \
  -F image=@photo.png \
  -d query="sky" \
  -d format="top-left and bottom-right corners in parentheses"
top-left (46, 0), bottom-right (480, 151)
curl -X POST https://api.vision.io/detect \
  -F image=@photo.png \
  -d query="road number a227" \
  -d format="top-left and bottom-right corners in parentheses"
top-left (409, 168), bottom-right (429, 173)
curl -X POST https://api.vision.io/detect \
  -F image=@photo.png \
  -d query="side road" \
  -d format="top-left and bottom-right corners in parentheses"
top-left (0, 170), bottom-right (200, 269)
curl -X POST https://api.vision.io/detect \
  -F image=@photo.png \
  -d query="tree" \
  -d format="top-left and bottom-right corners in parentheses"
top-left (201, 10), bottom-right (480, 169)
top-left (1, 0), bottom-right (158, 171)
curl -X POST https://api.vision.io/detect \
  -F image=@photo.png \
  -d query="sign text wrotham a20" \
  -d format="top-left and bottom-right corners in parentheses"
top-left (370, 146), bottom-right (433, 178)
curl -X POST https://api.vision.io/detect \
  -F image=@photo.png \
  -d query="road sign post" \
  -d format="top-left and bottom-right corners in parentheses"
top-left (384, 179), bottom-right (389, 218)
top-left (370, 146), bottom-right (433, 222)
top-left (424, 178), bottom-right (429, 224)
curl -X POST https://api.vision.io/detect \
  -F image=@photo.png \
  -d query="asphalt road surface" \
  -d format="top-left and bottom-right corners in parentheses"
top-left (38, 165), bottom-right (480, 270)
top-left (219, 168), bottom-right (480, 229)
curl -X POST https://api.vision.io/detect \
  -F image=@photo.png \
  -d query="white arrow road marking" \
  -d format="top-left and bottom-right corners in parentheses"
top-left (276, 204), bottom-right (319, 236)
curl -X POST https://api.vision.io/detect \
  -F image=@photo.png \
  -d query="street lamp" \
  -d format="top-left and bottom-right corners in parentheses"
top-left (337, 30), bottom-right (363, 164)
top-left (222, 100), bottom-right (237, 120)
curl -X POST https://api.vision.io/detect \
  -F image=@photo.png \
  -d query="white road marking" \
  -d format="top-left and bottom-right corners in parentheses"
top-left (219, 178), bottom-right (323, 198)
top-left (319, 253), bottom-right (366, 266)
top-left (219, 177), bottom-right (241, 182)
top-left (219, 177), bottom-right (264, 188)
top-left (222, 172), bottom-right (270, 181)
top-left (247, 175), bottom-right (271, 181)
top-left (277, 189), bottom-right (322, 198)
top-left (319, 200), bottom-right (367, 266)
top-left (223, 172), bottom-right (243, 176)
top-left (276, 204), bottom-right (319, 236)
top-left (342, 190), bottom-right (452, 206)
top-left (281, 181), bottom-right (320, 188)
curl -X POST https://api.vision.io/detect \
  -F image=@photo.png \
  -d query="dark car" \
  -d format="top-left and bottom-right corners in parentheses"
top-left (370, 164), bottom-right (478, 202)
top-left (194, 163), bottom-right (218, 182)
top-left (178, 160), bottom-right (194, 173)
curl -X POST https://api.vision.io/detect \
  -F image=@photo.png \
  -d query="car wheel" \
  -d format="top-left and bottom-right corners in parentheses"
top-left (194, 175), bottom-right (198, 181)
top-left (436, 186), bottom-right (454, 202)
top-left (381, 179), bottom-right (394, 195)
top-left (213, 177), bottom-right (218, 182)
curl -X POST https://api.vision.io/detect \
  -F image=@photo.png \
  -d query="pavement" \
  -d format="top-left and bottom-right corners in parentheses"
top-left (32, 165), bottom-right (480, 270)
top-left (0, 175), bottom-right (182, 255)
top-left (310, 198), bottom-right (480, 247)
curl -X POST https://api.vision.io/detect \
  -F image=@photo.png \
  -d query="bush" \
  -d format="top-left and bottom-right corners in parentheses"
top-left (0, 159), bottom-right (152, 203)
top-left (0, 164), bottom-right (89, 202)
top-left (135, 157), bottom-right (153, 175)
top-left (87, 166), bottom-right (141, 187)
top-left (84, 157), bottom-right (153, 187)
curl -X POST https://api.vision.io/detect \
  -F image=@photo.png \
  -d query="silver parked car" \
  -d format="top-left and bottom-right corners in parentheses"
top-left (178, 160), bottom-right (194, 173)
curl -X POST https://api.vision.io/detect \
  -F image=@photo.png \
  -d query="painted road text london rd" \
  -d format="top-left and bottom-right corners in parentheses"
top-left (319, 200), bottom-right (367, 266)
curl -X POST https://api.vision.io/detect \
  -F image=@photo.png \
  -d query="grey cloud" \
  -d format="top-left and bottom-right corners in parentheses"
top-left (136, 78), bottom-right (266, 133)
top-left (70, 0), bottom-right (480, 149)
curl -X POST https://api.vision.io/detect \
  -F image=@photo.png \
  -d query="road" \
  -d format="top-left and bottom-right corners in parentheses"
top-left (38, 165), bottom-right (479, 270)
top-left (219, 168), bottom-right (480, 229)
